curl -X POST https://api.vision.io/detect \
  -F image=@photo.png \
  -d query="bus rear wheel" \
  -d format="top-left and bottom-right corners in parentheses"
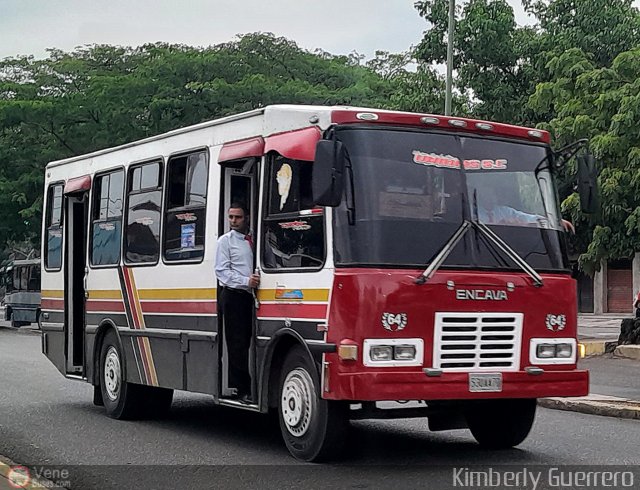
top-left (278, 346), bottom-right (348, 462)
top-left (99, 331), bottom-right (173, 419)
top-left (100, 330), bottom-right (144, 419)
top-left (465, 398), bottom-right (536, 449)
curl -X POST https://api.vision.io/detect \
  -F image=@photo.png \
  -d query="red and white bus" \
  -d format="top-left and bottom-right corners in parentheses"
top-left (41, 105), bottom-right (596, 461)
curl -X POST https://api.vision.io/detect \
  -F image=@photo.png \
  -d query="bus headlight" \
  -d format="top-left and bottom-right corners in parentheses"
top-left (363, 339), bottom-right (424, 367)
top-left (394, 345), bottom-right (417, 360)
top-left (536, 344), bottom-right (556, 358)
top-left (556, 343), bottom-right (574, 358)
top-left (370, 345), bottom-right (393, 361)
top-left (530, 338), bottom-right (576, 364)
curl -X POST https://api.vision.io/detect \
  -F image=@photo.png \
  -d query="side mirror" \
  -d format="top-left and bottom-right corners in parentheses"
top-left (312, 140), bottom-right (346, 207)
top-left (576, 153), bottom-right (599, 214)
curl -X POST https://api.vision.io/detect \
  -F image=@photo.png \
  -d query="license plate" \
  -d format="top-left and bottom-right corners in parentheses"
top-left (469, 373), bottom-right (502, 392)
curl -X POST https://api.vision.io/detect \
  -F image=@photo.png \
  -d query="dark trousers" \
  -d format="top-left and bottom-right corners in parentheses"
top-left (219, 287), bottom-right (253, 396)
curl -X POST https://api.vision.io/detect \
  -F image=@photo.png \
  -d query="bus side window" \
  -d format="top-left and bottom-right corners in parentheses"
top-left (13, 267), bottom-right (21, 291)
top-left (45, 183), bottom-right (64, 270)
top-left (91, 169), bottom-right (124, 267)
top-left (163, 150), bottom-right (208, 263)
top-left (28, 265), bottom-right (41, 291)
top-left (125, 161), bottom-right (163, 265)
top-left (261, 156), bottom-right (325, 270)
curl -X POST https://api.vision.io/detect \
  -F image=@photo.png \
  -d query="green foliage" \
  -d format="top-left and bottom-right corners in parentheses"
top-left (0, 33), bottom-right (441, 252)
top-left (531, 47), bottom-right (640, 269)
top-left (415, 0), bottom-right (640, 272)
top-left (415, 0), bottom-right (539, 123)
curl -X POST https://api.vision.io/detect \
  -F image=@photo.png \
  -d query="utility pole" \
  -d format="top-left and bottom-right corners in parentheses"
top-left (445, 0), bottom-right (455, 116)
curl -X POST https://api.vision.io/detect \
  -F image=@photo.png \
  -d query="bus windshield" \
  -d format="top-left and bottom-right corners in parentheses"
top-left (332, 126), bottom-right (569, 271)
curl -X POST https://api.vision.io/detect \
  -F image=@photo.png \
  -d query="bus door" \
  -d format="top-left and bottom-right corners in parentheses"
top-left (220, 158), bottom-right (258, 399)
top-left (64, 189), bottom-right (89, 375)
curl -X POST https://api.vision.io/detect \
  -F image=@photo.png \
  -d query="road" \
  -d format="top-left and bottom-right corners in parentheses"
top-left (2, 325), bottom-right (640, 489)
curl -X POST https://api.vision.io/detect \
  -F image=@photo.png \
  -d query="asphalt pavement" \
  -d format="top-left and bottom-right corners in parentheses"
top-left (1, 313), bottom-right (640, 488)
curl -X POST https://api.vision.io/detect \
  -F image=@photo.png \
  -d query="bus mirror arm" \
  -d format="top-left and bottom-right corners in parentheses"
top-left (534, 139), bottom-right (589, 176)
top-left (553, 139), bottom-right (589, 169)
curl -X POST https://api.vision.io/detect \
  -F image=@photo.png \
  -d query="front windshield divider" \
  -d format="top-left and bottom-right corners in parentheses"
top-left (474, 221), bottom-right (544, 287)
top-left (416, 220), bottom-right (472, 285)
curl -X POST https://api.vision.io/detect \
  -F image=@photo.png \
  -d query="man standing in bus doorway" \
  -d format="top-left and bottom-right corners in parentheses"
top-left (215, 203), bottom-right (260, 403)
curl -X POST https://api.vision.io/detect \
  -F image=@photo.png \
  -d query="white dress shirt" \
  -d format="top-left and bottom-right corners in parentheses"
top-left (477, 205), bottom-right (540, 225)
top-left (215, 230), bottom-right (253, 291)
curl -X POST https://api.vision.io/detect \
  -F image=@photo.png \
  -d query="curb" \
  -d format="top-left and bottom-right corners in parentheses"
top-left (539, 395), bottom-right (640, 420)
top-left (580, 340), bottom-right (618, 356)
top-left (614, 344), bottom-right (640, 360)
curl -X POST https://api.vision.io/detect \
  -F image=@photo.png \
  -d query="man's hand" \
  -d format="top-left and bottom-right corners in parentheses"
top-left (248, 273), bottom-right (260, 289)
top-left (561, 219), bottom-right (575, 234)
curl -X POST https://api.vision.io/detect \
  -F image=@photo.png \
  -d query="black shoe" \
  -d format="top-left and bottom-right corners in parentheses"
top-left (238, 393), bottom-right (253, 404)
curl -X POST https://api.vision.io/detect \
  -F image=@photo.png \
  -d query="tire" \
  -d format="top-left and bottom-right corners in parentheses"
top-left (99, 330), bottom-right (144, 419)
top-left (278, 346), bottom-right (348, 462)
top-left (465, 398), bottom-right (536, 449)
top-left (11, 317), bottom-right (26, 328)
top-left (139, 385), bottom-right (174, 417)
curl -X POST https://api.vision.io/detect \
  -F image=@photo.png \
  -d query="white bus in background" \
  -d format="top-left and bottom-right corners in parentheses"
top-left (3, 258), bottom-right (41, 328)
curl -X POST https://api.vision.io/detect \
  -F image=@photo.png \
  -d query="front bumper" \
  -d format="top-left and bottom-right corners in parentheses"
top-left (325, 369), bottom-right (589, 401)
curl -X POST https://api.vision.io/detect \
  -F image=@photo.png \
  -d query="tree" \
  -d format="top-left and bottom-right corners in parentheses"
top-left (415, 0), bottom-right (640, 271)
top-left (0, 33), bottom-right (424, 252)
top-left (529, 47), bottom-right (640, 272)
top-left (414, 0), bottom-right (539, 123)
top-left (366, 50), bottom-right (467, 114)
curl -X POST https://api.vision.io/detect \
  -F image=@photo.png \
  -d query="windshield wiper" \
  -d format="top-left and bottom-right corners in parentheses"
top-left (415, 220), bottom-right (472, 285)
top-left (415, 219), bottom-right (544, 287)
top-left (474, 221), bottom-right (544, 287)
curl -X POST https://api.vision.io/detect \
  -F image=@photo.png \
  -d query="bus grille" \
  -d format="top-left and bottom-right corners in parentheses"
top-left (433, 312), bottom-right (523, 371)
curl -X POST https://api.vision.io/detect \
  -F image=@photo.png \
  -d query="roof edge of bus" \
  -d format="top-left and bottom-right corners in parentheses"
top-left (45, 104), bottom-right (550, 169)
top-left (46, 106), bottom-right (269, 169)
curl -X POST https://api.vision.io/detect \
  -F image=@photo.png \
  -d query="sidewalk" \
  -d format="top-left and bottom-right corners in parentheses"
top-left (538, 313), bottom-right (640, 420)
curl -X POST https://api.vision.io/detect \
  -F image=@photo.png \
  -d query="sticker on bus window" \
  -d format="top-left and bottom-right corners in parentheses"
top-left (412, 151), bottom-right (460, 168)
top-left (181, 223), bottom-right (196, 248)
top-left (276, 163), bottom-right (293, 210)
top-left (279, 220), bottom-right (311, 231)
top-left (176, 212), bottom-right (197, 222)
top-left (463, 159), bottom-right (508, 170)
top-left (412, 150), bottom-right (508, 171)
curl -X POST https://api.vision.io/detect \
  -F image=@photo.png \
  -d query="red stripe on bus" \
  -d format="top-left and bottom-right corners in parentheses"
top-left (258, 303), bottom-right (327, 319)
top-left (140, 301), bottom-right (217, 315)
top-left (41, 299), bottom-right (64, 310)
top-left (136, 336), bottom-right (151, 385)
top-left (122, 267), bottom-right (141, 328)
top-left (86, 300), bottom-right (125, 313)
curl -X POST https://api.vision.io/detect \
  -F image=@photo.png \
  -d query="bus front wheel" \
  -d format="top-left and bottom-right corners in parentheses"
top-left (278, 346), bottom-right (348, 462)
top-left (465, 398), bottom-right (536, 449)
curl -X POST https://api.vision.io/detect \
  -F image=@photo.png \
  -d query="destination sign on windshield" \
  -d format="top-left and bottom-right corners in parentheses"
top-left (412, 150), bottom-right (507, 170)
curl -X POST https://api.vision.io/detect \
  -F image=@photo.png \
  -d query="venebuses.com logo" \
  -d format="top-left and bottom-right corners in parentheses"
top-left (7, 465), bottom-right (31, 488)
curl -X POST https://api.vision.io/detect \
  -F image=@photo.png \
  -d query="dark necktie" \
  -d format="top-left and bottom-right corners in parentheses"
top-left (245, 234), bottom-right (254, 250)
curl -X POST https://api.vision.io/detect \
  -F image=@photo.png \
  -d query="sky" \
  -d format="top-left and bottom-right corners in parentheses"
top-left (0, 0), bottom-right (537, 61)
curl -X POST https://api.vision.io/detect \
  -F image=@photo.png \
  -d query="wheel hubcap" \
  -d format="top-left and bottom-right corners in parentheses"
top-left (281, 367), bottom-right (315, 437)
top-left (104, 346), bottom-right (121, 402)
